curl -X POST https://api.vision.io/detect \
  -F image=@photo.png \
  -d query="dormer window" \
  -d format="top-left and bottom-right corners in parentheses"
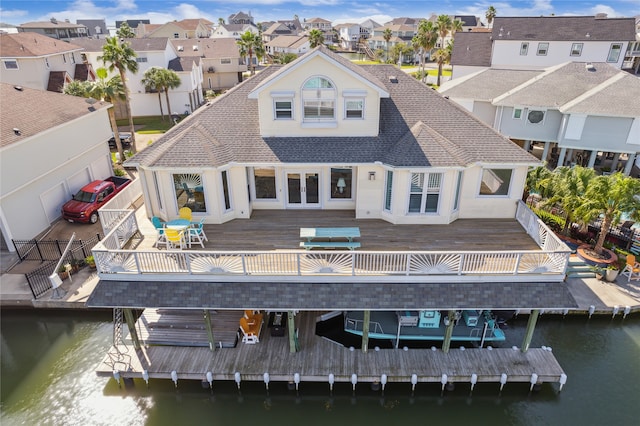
top-left (302, 76), bottom-right (335, 121)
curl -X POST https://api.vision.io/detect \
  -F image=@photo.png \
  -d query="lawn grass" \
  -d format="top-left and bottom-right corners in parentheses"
top-left (115, 115), bottom-right (173, 134)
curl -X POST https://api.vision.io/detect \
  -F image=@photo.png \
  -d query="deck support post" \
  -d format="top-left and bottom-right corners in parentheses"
top-left (442, 310), bottom-right (455, 353)
top-left (361, 310), bottom-right (370, 353)
top-left (521, 309), bottom-right (540, 353)
top-left (203, 309), bottom-right (215, 351)
top-left (123, 308), bottom-right (141, 350)
top-left (288, 311), bottom-right (298, 353)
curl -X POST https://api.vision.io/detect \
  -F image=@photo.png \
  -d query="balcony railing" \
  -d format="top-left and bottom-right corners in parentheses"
top-left (92, 200), bottom-right (570, 282)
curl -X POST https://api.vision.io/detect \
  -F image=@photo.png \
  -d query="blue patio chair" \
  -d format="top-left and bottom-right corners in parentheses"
top-left (152, 216), bottom-right (166, 247)
top-left (189, 217), bottom-right (208, 243)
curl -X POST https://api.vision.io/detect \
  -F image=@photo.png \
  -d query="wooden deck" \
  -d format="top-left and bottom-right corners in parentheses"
top-left (139, 210), bottom-right (542, 252)
top-left (97, 311), bottom-right (565, 389)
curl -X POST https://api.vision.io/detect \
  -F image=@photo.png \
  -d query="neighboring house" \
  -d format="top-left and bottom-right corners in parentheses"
top-left (265, 35), bottom-right (310, 57)
top-left (623, 15), bottom-right (640, 73)
top-left (72, 37), bottom-right (203, 116)
top-left (0, 32), bottom-right (88, 93)
top-left (452, 15), bottom-right (636, 79)
top-left (0, 23), bottom-right (19, 34)
top-left (77, 19), bottom-right (108, 38)
top-left (0, 83), bottom-right (113, 251)
top-left (17, 18), bottom-right (88, 40)
top-left (262, 21), bottom-right (303, 43)
top-left (303, 17), bottom-right (334, 44)
top-left (212, 23), bottom-right (258, 39)
top-left (385, 17), bottom-right (423, 28)
top-left (334, 23), bottom-right (361, 50)
top-left (228, 12), bottom-right (255, 25)
top-left (454, 15), bottom-right (484, 32)
top-left (139, 19), bottom-right (212, 39)
top-left (125, 46), bottom-right (537, 228)
top-left (439, 62), bottom-right (640, 175)
top-left (368, 25), bottom-right (415, 51)
top-left (171, 38), bottom-right (246, 91)
top-left (116, 20), bottom-right (150, 30)
top-left (359, 19), bottom-right (381, 40)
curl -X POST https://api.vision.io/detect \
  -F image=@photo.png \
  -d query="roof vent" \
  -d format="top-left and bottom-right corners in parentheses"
top-left (585, 62), bottom-right (595, 71)
top-left (13, 128), bottom-right (21, 136)
top-left (192, 45), bottom-right (198, 51)
top-left (14, 85), bottom-right (23, 91)
top-left (177, 45), bottom-right (183, 51)
top-left (595, 13), bottom-right (608, 19)
top-left (388, 75), bottom-right (398, 83)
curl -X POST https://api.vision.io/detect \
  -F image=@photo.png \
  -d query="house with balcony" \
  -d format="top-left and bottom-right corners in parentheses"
top-left (0, 83), bottom-right (113, 251)
top-left (72, 37), bottom-right (203, 116)
top-left (80, 45), bottom-right (578, 389)
top-left (17, 18), bottom-right (88, 40)
top-left (303, 17), bottom-right (334, 45)
top-left (262, 20), bottom-right (304, 44)
top-left (439, 62), bottom-right (640, 175)
top-left (76, 19), bottom-right (108, 38)
top-left (368, 24), bottom-right (415, 52)
top-left (171, 38), bottom-right (245, 91)
top-left (451, 15), bottom-right (637, 79)
top-left (0, 32), bottom-right (90, 93)
top-left (335, 23), bottom-right (362, 50)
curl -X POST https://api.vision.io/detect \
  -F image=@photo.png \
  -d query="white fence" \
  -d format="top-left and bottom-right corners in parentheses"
top-left (92, 201), bottom-right (570, 282)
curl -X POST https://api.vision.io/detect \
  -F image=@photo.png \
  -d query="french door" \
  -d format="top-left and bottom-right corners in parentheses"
top-left (286, 171), bottom-right (320, 207)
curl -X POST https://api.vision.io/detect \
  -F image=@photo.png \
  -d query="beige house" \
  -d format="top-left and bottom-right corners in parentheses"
top-left (0, 32), bottom-right (91, 93)
top-left (171, 38), bottom-right (246, 91)
top-left (265, 35), bottom-right (310, 57)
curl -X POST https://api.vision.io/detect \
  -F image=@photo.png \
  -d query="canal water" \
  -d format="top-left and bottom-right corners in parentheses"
top-left (2, 309), bottom-right (639, 425)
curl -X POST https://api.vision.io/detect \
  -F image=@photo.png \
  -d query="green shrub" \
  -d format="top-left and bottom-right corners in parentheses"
top-left (532, 208), bottom-right (564, 232)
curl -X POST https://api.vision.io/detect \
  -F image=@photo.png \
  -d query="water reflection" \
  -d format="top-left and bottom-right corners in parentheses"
top-left (1, 311), bottom-right (639, 425)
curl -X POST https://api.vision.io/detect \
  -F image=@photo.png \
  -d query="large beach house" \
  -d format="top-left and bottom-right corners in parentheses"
top-left (86, 47), bottom-right (575, 385)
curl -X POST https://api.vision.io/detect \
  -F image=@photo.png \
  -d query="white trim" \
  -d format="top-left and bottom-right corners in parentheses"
top-left (343, 89), bottom-right (367, 97)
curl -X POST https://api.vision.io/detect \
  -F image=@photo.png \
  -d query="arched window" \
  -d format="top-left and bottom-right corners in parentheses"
top-left (302, 76), bottom-right (335, 121)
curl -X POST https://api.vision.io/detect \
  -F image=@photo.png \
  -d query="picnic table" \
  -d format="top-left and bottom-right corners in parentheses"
top-left (299, 227), bottom-right (361, 250)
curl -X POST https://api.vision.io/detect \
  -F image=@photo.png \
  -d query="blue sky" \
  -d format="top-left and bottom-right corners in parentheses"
top-left (1, 0), bottom-right (638, 27)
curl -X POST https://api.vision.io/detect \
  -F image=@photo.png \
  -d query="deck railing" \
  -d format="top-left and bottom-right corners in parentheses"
top-left (92, 201), bottom-right (571, 282)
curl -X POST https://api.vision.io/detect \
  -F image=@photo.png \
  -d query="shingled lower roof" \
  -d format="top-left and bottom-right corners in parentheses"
top-left (86, 280), bottom-right (578, 310)
top-left (127, 48), bottom-right (538, 169)
top-left (439, 69), bottom-right (543, 101)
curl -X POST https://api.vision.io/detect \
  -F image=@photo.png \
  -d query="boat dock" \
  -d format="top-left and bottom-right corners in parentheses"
top-left (96, 310), bottom-right (566, 391)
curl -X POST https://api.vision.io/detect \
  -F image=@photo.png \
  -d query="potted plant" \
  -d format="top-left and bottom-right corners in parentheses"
top-left (70, 258), bottom-right (83, 272)
top-left (85, 255), bottom-right (96, 269)
top-left (605, 264), bottom-right (619, 282)
top-left (58, 265), bottom-right (69, 280)
top-left (589, 265), bottom-right (605, 281)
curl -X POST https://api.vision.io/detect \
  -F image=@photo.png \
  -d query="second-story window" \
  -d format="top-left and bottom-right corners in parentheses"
top-left (302, 76), bottom-right (335, 121)
top-left (537, 42), bottom-right (549, 56)
top-left (136, 56), bottom-right (148, 63)
top-left (274, 100), bottom-right (293, 119)
top-left (174, 33), bottom-right (179, 38)
top-left (520, 42), bottom-right (529, 56)
top-left (345, 99), bottom-right (364, 119)
top-left (570, 43), bottom-right (583, 57)
top-left (3, 60), bottom-right (18, 70)
top-left (220, 58), bottom-right (231, 64)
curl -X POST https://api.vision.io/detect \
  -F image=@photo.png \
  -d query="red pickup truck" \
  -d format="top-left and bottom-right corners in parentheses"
top-left (62, 176), bottom-right (132, 224)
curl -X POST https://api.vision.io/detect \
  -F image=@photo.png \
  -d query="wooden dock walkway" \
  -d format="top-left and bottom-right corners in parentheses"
top-left (97, 311), bottom-right (566, 391)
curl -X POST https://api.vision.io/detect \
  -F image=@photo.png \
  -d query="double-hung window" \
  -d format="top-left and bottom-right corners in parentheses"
top-left (570, 43), bottom-right (583, 57)
top-left (520, 42), bottom-right (529, 56)
top-left (607, 43), bottom-right (622, 63)
top-left (537, 42), bottom-right (549, 56)
top-left (271, 91), bottom-right (294, 120)
top-left (408, 172), bottom-right (442, 214)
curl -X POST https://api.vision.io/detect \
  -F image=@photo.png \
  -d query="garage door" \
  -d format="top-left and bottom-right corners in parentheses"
top-left (91, 155), bottom-right (111, 180)
top-left (67, 168), bottom-right (92, 195)
top-left (40, 182), bottom-right (67, 224)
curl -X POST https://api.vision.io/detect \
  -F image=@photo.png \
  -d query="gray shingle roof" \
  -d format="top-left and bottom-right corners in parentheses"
top-left (560, 72), bottom-right (640, 117)
top-left (0, 83), bottom-right (110, 148)
top-left (0, 32), bottom-right (83, 57)
top-left (168, 56), bottom-right (199, 72)
top-left (86, 280), bottom-right (578, 310)
top-left (439, 69), bottom-right (543, 101)
top-left (493, 62), bottom-right (622, 108)
top-left (450, 32), bottom-right (493, 67)
top-left (127, 47), bottom-right (537, 169)
top-left (170, 38), bottom-right (240, 59)
top-left (492, 16), bottom-right (636, 41)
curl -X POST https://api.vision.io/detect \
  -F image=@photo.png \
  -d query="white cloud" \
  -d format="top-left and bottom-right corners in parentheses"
top-left (0, 8), bottom-right (28, 19)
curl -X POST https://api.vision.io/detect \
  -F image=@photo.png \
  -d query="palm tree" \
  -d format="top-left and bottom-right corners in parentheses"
top-left (237, 31), bottom-right (262, 75)
top-left (432, 43), bottom-right (452, 86)
top-left (99, 36), bottom-right (139, 153)
top-left (575, 172), bottom-right (640, 255)
top-left (523, 165), bottom-right (553, 205)
top-left (64, 68), bottom-right (127, 161)
top-left (541, 166), bottom-right (595, 235)
top-left (141, 67), bottom-right (165, 121)
top-left (434, 15), bottom-right (460, 86)
top-left (157, 68), bottom-right (182, 120)
top-left (486, 6), bottom-right (497, 28)
top-left (412, 20), bottom-right (438, 80)
top-left (382, 28), bottom-right (392, 63)
top-left (116, 22), bottom-right (136, 39)
top-left (308, 28), bottom-right (325, 48)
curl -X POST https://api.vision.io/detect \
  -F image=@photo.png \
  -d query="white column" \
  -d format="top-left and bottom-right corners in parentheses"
top-left (587, 150), bottom-right (598, 168)
top-left (523, 140), bottom-right (531, 151)
top-left (624, 153), bottom-right (636, 176)
top-left (611, 153), bottom-right (620, 172)
top-left (566, 149), bottom-right (574, 166)
top-left (557, 147), bottom-right (567, 169)
top-left (541, 142), bottom-right (551, 163)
